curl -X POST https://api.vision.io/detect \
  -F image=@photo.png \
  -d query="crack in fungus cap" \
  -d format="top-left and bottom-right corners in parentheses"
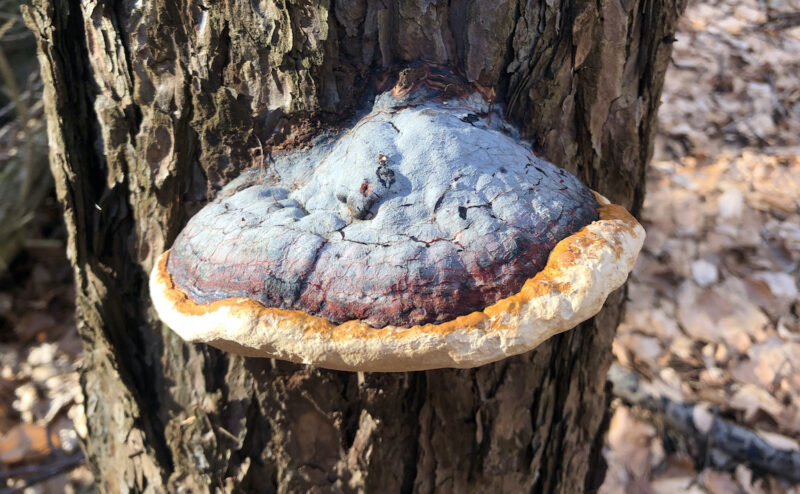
top-left (150, 68), bottom-right (645, 371)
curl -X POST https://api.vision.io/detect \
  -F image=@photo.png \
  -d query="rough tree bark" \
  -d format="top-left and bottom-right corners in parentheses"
top-left (25, 0), bottom-right (684, 492)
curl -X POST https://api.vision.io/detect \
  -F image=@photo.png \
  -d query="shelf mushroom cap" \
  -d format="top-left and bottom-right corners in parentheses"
top-left (149, 83), bottom-right (645, 371)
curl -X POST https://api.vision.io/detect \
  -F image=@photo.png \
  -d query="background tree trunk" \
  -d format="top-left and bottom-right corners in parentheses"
top-left (24, 0), bottom-right (684, 492)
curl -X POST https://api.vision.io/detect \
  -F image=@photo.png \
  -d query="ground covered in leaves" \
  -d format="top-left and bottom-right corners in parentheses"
top-left (601, 0), bottom-right (800, 492)
top-left (0, 202), bottom-right (91, 492)
top-left (0, 0), bottom-right (798, 492)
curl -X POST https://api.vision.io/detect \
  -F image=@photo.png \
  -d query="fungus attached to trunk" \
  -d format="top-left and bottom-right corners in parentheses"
top-left (149, 70), bottom-right (645, 372)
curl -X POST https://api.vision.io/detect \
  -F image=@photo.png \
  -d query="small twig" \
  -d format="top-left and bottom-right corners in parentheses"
top-left (0, 19), bottom-right (28, 126)
top-left (214, 424), bottom-right (243, 449)
top-left (255, 134), bottom-right (266, 182)
top-left (0, 80), bottom-right (42, 121)
top-left (0, 451), bottom-right (84, 493)
top-left (0, 17), bottom-right (37, 206)
top-left (608, 363), bottom-right (800, 483)
top-left (762, 13), bottom-right (800, 32)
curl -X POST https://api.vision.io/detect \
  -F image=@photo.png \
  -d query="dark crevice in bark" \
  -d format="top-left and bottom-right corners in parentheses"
top-left (535, 336), bottom-right (571, 494)
top-left (235, 393), bottom-right (277, 492)
top-left (340, 374), bottom-right (361, 452)
top-left (217, 21), bottom-right (232, 90)
top-left (110, 0), bottom-right (142, 138)
top-left (498, 0), bottom-right (523, 101)
top-left (400, 372), bottom-right (425, 494)
top-left (636, 0), bottom-right (658, 97)
top-left (448, 0), bottom-right (468, 67)
top-left (584, 378), bottom-right (614, 493)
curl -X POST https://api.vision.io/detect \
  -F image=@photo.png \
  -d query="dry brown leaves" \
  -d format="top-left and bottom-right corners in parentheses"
top-left (604, 0), bottom-right (800, 492)
top-left (657, 0), bottom-right (800, 158)
top-left (0, 207), bottom-right (92, 491)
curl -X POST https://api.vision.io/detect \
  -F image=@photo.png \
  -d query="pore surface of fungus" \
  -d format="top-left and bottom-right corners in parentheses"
top-left (151, 76), bottom-right (645, 371)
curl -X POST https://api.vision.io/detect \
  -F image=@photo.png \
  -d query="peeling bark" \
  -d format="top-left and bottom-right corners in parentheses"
top-left (24, 0), bottom-right (685, 492)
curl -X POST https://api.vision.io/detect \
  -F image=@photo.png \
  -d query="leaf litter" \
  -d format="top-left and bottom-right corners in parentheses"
top-left (603, 0), bottom-right (800, 492)
top-left (0, 193), bottom-right (90, 491)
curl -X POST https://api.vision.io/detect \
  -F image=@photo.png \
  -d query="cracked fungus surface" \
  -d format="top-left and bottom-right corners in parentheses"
top-left (168, 92), bottom-right (599, 327)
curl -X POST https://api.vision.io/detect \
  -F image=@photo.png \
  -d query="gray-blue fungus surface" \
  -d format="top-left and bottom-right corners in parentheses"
top-left (167, 89), bottom-right (599, 328)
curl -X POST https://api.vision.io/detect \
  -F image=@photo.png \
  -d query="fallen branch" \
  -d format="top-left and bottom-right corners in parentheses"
top-left (608, 363), bottom-right (800, 483)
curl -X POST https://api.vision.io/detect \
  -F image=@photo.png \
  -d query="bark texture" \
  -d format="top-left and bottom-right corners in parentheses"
top-left (25, 0), bottom-right (684, 492)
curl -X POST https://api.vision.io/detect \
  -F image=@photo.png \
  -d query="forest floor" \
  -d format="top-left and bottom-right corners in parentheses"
top-left (601, 0), bottom-right (800, 492)
top-left (0, 0), bottom-right (798, 492)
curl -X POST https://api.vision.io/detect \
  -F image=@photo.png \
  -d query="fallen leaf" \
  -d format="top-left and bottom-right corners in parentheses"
top-left (0, 422), bottom-right (58, 464)
top-left (702, 469), bottom-right (742, 494)
top-left (729, 384), bottom-right (784, 423)
top-left (754, 429), bottom-right (800, 452)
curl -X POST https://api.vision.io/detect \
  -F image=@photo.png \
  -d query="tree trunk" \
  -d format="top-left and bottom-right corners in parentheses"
top-left (24, 0), bottom-right (684, 492)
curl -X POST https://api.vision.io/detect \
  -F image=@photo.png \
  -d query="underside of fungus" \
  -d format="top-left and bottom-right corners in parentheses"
top-left (150, 70), bottom-right (645, 372)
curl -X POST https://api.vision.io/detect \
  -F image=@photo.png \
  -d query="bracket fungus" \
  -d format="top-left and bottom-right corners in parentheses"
top-left (150, 71), bottom-right (645, 372)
